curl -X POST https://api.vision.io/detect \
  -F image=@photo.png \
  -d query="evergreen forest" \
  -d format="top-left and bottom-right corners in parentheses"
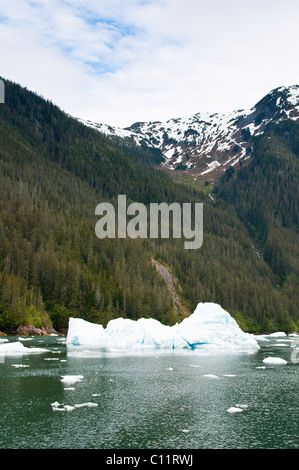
top-left (0, 79), bottom-right (298, 333)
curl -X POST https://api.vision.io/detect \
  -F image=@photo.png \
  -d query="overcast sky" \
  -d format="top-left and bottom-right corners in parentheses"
top-left (0, 0), bottom-right (298, 127)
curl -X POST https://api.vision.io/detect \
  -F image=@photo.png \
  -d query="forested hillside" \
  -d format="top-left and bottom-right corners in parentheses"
top-left (0, 79), bottom-right (297, 333)
top-left (215, 119), bottom-right (299, 325)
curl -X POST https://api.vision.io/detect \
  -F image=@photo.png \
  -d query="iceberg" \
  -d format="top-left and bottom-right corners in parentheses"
top-left (66, 302), bottom-right (259, 351)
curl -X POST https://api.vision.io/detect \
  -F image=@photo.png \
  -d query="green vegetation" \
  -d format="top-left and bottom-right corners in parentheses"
top-left (0, 78), bottom-right (297, 333)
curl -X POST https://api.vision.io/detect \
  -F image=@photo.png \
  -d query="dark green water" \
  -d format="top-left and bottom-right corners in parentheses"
top-left (0, 335), bottom-right (298, 449)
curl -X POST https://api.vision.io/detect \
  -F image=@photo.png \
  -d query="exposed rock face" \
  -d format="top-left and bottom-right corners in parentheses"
top-left (16, 325), bottom-right (58, 336)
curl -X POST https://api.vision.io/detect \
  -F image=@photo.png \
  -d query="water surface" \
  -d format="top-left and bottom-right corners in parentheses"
top-left (0, 335), bottom-right (298, 449)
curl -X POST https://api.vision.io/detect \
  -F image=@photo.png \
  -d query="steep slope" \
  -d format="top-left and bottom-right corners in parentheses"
top-left (215, 119), bottom-right (299, 326)
top-left (0, 78), bottom-right (297, 333)
top-left (81, 85), bottom-right (299, 180)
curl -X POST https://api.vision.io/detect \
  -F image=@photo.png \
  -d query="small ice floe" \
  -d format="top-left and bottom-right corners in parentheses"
top-left (60, 375), bottom-right (84, 384)
top-left (52, 401), bottom-right (62, 406)
top-left (0, 341), bottom-right (48, 355)
top-left (181, 429), bottom-right (191, 433)
top-left (51, 401), bottom-right (64, 411)
top-left (51, 401), bottom-right (75, 412)
top-left (256, 366), bottom-right (266, 369)
top-left (235, 404), bottom-right (248, 409)
top-left (267, 332), bottom-right (287, 338)
top-left (223, 374), bottom-right (236, 377)
top-left (11, 364), bottom-right (30, 368)
top-left (64, 387), bottom-right (75, 391)
top-left (44, 358), bottom-right (60, 360)
top-left (18, 337), bottom-right (33, 341)
top-left (189, 364), bottom-right (200, 368)
top-left (91, 393), bottom-right (100, 396)
top-left (60, 360), bottom-right (67, 362)
top-left (203, 374), bottom-right (219, 379)
top-left (0, 338), bottom-right (8, 343)
top-left (227, 407), bottom-right (243, 413)
top-left (166, 367), bottom-right (173, 371)
top-left (262, 357), bottom-right (287, 365)
top-left (64, 405), bottom-right (75, 412)
top-left (74, 402), bottom-right (98, 408)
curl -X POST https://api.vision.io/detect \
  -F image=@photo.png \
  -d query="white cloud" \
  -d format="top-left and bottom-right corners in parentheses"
top-left (0, 0), bottom-right (298, 126)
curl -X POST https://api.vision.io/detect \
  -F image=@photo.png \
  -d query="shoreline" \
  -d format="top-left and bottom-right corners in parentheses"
top-left (0, 325), bottom-right (66, 337)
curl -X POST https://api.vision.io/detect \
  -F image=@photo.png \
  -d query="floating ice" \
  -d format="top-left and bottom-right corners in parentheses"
top-left (60, 375), bottom-right (84, 384)
top-left (66, 302), bottom-right (260, 351)
top-left (262, 357), bottom-right (287, 365)
top-left (74, 402), bottom-right (98, 408)
top-left (203, 374), bottom-right (219, 379)
top-left (227, 407), bottom-right (243, 413)
top-left (267, 332), bottom-right (287, 338)
top-left (11, 364), bottom-right (30, 368)
top-left (0, 341), bottom-right (48, 355)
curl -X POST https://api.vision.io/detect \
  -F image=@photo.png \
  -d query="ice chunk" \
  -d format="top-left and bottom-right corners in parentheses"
top-left (66, 302), bottom-right (260, 351)
top-left (203, 374), bottom-right (219, 379)
top-left (61, 375), bottom-right (84, 384)
top-left (267, 332), bottom-right (287, 337)
top-left (262, 357), bottom-right (287, 365)
top-left (227, 407), bottom-right (243, 413)
top-left (51, 401), bottom-right (61, 407)
top-left (11, 364), bottom-right (30, 368)
top-left (74, 402), bottom-right (98, 408)
top-left (64, 405), bottom-right (75, 412)
top-left (0, 341), bottom-right (48, 355)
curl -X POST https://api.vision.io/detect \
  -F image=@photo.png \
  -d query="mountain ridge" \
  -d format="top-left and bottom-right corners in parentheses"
top-left (79, 85), bottom-right (299, 180)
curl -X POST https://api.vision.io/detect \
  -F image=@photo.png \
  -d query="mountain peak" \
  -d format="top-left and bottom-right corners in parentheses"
top-left (79, 85), bottom-right (299, 180)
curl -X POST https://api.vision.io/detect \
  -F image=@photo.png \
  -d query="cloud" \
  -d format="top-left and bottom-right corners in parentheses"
top-left (0, 0), bottom-right (298, 126)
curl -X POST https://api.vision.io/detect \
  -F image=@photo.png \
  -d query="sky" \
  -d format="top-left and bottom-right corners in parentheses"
top-left (0, 0), bottom-right (298, 127)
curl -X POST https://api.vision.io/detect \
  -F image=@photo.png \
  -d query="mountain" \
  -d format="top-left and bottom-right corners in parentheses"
top-left (0, 78), bottom-right (298, 334)
top-left (80, 85), bottom-right (299, 181)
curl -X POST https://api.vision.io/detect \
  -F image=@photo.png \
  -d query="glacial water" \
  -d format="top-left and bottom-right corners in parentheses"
top-left (0, 335), bottom-right (298, 449)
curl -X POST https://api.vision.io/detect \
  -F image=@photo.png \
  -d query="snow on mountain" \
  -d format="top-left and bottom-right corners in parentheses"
top-left (78, 85), bottom-right (299, 178)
